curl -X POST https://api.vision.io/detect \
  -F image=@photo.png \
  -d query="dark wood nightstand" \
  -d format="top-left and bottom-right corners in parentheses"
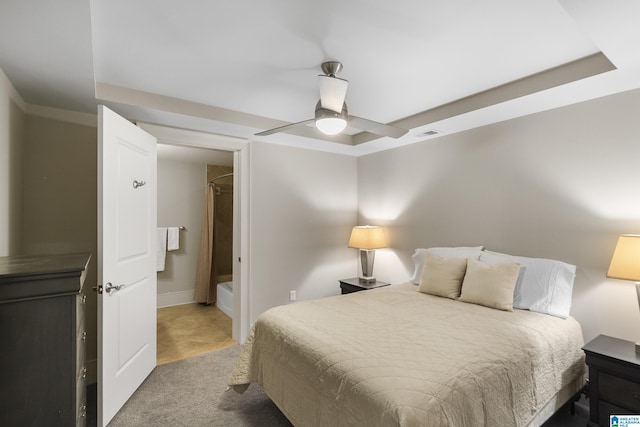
top-left (583, 334), bottom-right (640, 427)
top-left (339, 277), bottom-right (390, 294)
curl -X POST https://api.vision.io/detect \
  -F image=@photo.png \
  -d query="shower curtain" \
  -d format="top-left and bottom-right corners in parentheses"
top-left (194, 182), bottom-right (233, 304)
top-left (194, 184), bottom-right (217, 304)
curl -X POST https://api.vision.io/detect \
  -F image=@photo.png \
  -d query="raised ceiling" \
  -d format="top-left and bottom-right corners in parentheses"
top-left (1, 0), bottom-right (640, 155)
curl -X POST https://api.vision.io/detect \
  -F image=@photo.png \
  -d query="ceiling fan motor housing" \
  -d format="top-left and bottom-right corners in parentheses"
top-left (315, 100), bottom-right (347, 121)
top-left (321, 61), bottom-right (343, 77)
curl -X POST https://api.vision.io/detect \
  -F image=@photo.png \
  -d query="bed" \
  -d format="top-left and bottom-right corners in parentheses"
top-left (229, 247), bottom-right (586, 426)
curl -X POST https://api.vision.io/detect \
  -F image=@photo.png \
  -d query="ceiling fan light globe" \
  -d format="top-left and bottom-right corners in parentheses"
top-left (316, 117), bottom-right (347, 135)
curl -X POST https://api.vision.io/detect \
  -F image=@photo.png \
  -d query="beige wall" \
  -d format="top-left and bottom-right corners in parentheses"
top-left (357, 89), bottom-right (640, 344)
top-left (0, 67), bottom-right (25, 256)
top-left (22, 114), bottom-right (98, 380)
top-left (249, 142), bottom-right (358, 322)
top-left (156, 158), bottom-right (205, 302)
top-left (155, 147), bottom-right (234, 307)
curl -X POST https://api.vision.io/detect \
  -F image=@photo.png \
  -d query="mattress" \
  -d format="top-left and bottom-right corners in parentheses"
top-left (229, 282), bottom-right (586, 426)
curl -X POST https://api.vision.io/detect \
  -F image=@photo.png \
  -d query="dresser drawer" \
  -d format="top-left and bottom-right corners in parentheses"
top-left (75, 304), bottom-right (87, 427)
top-left (76, 291), bottom-right (87, 333)
top-left (76, 376), bottom-right (87, 427)
top-left (76, 305), bottom-right (86, 342)
top-left (599, 371), bottom-right (640, 412)
top-left (76, 356), bottom-right (87, 383)
top-left (77, 328), bottom-right (87, 370)
top-left (599, 399), bottom-right (635, 427)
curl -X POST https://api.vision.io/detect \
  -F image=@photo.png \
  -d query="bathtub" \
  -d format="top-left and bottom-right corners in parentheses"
top-left (216, 281), bottom-right (233, 319)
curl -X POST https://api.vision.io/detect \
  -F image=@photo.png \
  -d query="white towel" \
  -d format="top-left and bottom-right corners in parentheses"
top-left (167, 227), bottom-right (180, 251)
top-left (157, 227), bottom-right (167, 272)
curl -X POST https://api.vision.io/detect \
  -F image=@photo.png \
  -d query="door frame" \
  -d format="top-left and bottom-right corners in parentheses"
top-left (138, 122), bottom-right (250, 343)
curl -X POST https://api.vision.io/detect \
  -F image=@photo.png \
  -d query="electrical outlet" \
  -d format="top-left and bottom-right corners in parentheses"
top-left (289, 290), bottom-right (296, 301)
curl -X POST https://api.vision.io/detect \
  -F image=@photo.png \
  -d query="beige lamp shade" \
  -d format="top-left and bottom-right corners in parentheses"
top-left (348, 226), bottom-right (388, 250)
top-left (607, 234), bottom-right (640, 281)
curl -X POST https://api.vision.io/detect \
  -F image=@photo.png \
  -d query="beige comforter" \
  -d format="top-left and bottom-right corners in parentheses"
top-left (229, 282), bottom-right (585, 426)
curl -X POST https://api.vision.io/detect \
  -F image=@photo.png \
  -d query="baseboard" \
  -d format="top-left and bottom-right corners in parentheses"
top-left (157, 290), bottom-right (196, 308)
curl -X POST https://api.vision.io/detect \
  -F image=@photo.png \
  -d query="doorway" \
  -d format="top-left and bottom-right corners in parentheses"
top-left (97, 109), bottom-right (250, 425)
top-left (139, 122), bottom-right (250, 347)
top-left (156, 146), bottom-right (237, 363)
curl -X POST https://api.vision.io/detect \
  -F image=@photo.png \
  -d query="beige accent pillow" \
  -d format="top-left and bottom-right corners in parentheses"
top-left (459, 258), bottom-right (521, 311)
top-left (418, 252), bottom-right (468, 299)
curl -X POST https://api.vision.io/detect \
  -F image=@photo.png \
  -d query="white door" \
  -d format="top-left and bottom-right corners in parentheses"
top-left (97, 105), bottom-right (157, 426)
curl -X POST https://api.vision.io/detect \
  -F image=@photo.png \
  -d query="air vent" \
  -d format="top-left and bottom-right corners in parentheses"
top-left (415, 129), bottom-right (442, 137)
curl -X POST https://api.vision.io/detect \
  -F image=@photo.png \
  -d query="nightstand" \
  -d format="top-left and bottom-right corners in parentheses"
top-left (339, 277), bottom-right (390, 294)
top-left (583, 334), bottom-right (640, 427)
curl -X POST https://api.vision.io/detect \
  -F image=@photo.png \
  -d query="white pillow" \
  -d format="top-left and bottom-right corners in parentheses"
top-left (479, 250), bottom-right (576, 318)
top-left (459, 258), bottom-right (520, 311)
top-left (410, 246), bottom-right (483, 284)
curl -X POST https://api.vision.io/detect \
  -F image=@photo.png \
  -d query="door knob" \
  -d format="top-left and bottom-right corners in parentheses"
top-left (105, 282), bottom-right (125, 295)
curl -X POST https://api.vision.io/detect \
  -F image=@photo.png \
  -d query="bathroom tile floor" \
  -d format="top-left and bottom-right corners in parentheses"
top-left (157, 303), bottom-right (236, 365)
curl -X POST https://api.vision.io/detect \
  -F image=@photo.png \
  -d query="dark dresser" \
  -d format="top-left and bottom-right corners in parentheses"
top-left (583, 334), bottom-right (640, 427)
top-left (0, 253), bottom-right (91, 427)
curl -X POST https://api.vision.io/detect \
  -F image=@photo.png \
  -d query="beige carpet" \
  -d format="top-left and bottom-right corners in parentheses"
top-left (108, 345), bottom-right (292, 427)
top-left (157, 303), bottom-right (236, 365)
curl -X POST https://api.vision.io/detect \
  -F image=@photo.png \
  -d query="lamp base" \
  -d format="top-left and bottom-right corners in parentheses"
top-left (359, 249), bottom-right (376, 284)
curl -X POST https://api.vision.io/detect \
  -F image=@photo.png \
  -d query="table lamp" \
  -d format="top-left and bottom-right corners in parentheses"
top-left (348, 225), bottom-right (388, 283)
top-left (607, 234), bottom-right (640, 352)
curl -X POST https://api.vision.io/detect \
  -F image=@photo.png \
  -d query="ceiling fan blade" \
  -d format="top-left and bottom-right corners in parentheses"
top-left (254, 118), bottom-right (315, 136)
top-left (318, 75), bottom-right (348, 113)
top-left (348, 115), bottom-right (408, 139)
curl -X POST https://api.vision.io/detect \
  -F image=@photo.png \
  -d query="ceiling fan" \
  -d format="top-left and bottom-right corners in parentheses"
top-left (255, 61), bottom-right (408, 139)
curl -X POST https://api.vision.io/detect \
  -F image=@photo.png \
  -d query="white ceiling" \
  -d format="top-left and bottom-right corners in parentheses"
top-left (2, 0), bottom-right (640, 156)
